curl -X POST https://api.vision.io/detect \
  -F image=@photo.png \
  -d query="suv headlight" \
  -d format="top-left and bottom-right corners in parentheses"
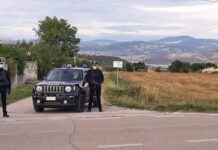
top-left (65, 86), bottom-right (72, 92)
top-left (36, 86), bottom-right (42, 92)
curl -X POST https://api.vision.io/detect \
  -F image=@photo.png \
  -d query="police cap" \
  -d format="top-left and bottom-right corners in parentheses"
top-left (92, 61), bottom-right (99, 65)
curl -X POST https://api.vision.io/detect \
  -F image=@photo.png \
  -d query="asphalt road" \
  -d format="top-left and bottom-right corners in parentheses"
top-left (1, 97), bottom-right (218, 150)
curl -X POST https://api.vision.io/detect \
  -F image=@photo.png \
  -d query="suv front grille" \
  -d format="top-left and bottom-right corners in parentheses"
top-left (43, 86), bottom-right (64, 93)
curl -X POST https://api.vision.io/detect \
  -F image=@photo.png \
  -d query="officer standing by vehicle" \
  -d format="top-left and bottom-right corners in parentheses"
top-left (85, 61), bottom-right (104, 112)
top-left (0, 60), bottom-right (11, 117)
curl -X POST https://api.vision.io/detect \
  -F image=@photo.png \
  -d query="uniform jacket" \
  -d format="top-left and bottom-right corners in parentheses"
top-left (0, 69), bottom-right (11, 92)
top-left (85, 68), bottom-right (104, 85)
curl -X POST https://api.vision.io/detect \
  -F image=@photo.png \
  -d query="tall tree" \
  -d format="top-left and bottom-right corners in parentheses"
top-left (34, 16), bottom-right (80, 56)
top-left (33, 16), bottom-right (80, 78)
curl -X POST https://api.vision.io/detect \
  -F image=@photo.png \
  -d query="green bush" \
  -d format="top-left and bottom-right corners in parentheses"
top-left (133, 62), bottom-right (148, 72)
top-left (0, 45), bottom-right (27, 75)
top-left (126, 63), bottom-right (134, 72)
top-left (155, 67), bottom-right (161, 72)
top-left (7, 58), bottom-right (17, 78)
top-left (169, 60), bottom-right (191, 73)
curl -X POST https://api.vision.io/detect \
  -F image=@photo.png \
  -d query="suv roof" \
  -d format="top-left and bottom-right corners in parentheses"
top-left (56, 67), bottom-right (90, 71)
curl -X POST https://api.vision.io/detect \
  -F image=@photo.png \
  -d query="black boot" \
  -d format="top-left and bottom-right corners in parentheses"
top-left (87, 109), bottom-right (91, 112)
top-left (3, 114), bottom-right (9, 117)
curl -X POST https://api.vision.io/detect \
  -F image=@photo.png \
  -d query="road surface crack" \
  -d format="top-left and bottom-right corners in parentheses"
top-left (69, 118), bottom-right (80, 150)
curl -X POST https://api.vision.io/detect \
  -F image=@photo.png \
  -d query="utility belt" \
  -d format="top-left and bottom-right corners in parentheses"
top-left (0, 83), bottom-right (10, 87)
top-left (0, 85), bottom-right (9, 92)
top-left (89, 83), bottom-right (101, 88)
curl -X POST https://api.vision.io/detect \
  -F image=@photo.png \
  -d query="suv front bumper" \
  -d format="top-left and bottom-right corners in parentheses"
top-left (32, 94), bottom-right (78, 108)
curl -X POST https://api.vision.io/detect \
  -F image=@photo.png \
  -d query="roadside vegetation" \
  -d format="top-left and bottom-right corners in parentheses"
top-left (104, 72), bottom-right (218, 112)
top-left (0, 44), bottom-right (27, 77)
top-left (169, 60), bottom-right (217, 73)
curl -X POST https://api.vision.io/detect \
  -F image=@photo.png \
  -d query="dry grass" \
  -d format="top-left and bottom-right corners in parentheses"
top-left (104, 72), bottom-right (218, 112)
top-left (120, 72), bottom-right (218, 104)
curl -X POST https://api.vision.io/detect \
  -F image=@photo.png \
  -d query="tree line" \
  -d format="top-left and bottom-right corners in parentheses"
top-left (169, 60), bottom-right (217, 73)
top-left (126, 62), bottom-right (148, 72)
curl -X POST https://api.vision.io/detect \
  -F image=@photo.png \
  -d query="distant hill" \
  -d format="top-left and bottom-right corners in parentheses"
top-left (84, 39), bottom-right (118, 46)
top-left (80, 36), bottom-right (218, 64)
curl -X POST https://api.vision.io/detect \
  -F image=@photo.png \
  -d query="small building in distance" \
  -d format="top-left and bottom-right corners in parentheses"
top-left (202, 67), bottom-right (218, 73)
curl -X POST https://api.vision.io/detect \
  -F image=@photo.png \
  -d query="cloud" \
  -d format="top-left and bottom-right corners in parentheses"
top-left (106, 24), bottom-right (186, 32)
top-left (78, 22), bottom-right (186, 37)
top-left (209, 26), bottom-right (218, 34)
top-left (134, 3), bottom-right (218, 13)
top-left (202, 0), bottom-right (218, 2)
top-left (0, 0), bottom-right (218, 40)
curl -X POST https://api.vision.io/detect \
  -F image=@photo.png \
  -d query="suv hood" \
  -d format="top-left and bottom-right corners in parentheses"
top-left (36, 80), bottom-right (82, 86)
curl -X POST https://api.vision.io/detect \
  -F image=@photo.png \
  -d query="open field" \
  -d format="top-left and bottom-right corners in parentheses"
top-left (104, 72), bottom-right (218, 112)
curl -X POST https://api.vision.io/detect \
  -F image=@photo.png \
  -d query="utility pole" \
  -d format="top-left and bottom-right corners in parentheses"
top-left (74, 54), bottom-right (77, 67)
top-left (73, 46), bottom-right (79, 68)
top-left (117, 68), bottom-right (119, 86)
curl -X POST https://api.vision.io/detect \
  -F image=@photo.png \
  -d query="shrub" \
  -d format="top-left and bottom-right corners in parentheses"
top-left (133, 62), bottom-right (148, 72)
top-left (126, 63), bottom-right (134, 72)
top-left (0, 45), bottom-right (27, 75)
top-left (169, 60), bottom-right (191, 73)
top-left (7, 58), bottom-right (17, 78)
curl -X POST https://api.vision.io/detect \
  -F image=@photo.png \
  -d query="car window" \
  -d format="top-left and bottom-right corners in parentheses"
top-left (46, 69), bottom-right (83, 81)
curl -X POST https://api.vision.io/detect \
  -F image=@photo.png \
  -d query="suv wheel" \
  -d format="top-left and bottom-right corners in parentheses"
top-left (76, 94), bottom-right (85, 112)
top-left (34, 105), bottom-right (44, 112)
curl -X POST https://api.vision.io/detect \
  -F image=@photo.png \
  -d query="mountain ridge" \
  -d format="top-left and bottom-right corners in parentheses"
top-left (80, 36), bottom-right (218, 64)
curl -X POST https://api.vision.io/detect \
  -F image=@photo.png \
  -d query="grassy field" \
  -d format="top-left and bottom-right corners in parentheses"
top-left (104, 72), bottom-right (218, 112)
top-left (0, 84), bottom-right (33, 106)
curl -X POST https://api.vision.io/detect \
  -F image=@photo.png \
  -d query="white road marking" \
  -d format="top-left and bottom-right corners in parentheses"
top-left (122, 114), bottom-right (155, 117)
top-left (154, 115), bottom-right (184, 118)
top-left (49, 116), bottom-right (69, 120)
top-left (68, 113), bottom-right (157, 120)
top-left (172, 112), bottom-right (198, 115)
top-left (188, 138), bottom-right (218, 143)
top-left (209, 114), bottom-right (218, 116)
top-left (97, 143), bottom-right (143, 149)
top-left (81, 117), bottom-right (121, 121)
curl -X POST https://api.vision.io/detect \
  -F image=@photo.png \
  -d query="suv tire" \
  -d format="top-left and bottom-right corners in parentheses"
top-left (76, 94), bottom-right (85, 112)
top-left (34, 105), bottom-right (44, 112)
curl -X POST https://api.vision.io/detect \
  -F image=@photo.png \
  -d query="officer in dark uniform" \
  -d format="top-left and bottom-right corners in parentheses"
top-left (85, 61), bottom-right (104, 112)
top-left (0, 60), bottom-right (11, 117)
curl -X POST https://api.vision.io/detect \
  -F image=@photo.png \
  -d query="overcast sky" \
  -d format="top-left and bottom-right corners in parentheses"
top-left (0, 0), bottom-right (218, 41)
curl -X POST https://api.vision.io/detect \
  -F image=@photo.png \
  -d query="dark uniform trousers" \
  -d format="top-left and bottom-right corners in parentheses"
top-left (88, 85), bottom-right (102, 111)
top-left (0, 90), bottom-right (7, 114)
top-left (0, 69), bottom-right (10, 115)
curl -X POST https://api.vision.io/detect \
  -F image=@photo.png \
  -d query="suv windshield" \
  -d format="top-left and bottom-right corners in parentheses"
top-left (46, 69), bottom-right (83, 81)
